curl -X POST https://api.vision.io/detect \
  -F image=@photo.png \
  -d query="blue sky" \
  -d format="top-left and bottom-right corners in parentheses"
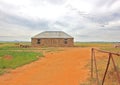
top-left (0, 0), bottom-right (120, 42)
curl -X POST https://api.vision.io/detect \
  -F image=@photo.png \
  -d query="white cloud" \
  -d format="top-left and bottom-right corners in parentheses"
top-left (66, 0), bottom-right (93, 13)
top-left (111, 0), bottom-right (120, 10)
top-left (0, 0), bottom-right (120, 41)
top-left (0, 0), bottom-right (68, 21)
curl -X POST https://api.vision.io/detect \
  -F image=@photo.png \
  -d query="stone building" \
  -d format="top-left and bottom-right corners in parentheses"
top-left (31, 31), bottom-right (74, 47)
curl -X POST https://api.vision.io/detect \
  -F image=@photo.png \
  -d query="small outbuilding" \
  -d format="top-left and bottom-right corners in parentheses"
top-left (31, 31), bottom-right (74, 47)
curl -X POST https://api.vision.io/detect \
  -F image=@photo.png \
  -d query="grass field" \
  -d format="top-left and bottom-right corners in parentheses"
top-left (0, 42), bottom-right (64, 75)
top-left (0, 42), bottom-right (44, 75)
top-left (75, 42), bottom-right (120, 52)
top-left (74, 42), bottom-right (113, 47)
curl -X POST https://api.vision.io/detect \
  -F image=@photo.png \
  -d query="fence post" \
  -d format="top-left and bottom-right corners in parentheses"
top-left (111, 55), bottom-right (120, 85)
top-left (102, 53), bottom-right (111, 85)
top-left (91, 48), bottom-right (94, 79)
top-left (93, 49), bottom-right (100, 85)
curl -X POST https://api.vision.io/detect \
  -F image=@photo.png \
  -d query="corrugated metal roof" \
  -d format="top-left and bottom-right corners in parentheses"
top-left (32, 31), bottom-right (73, 38)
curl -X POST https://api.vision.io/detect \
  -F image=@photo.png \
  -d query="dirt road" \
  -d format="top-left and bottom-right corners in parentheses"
top-left (0, 47), bottom-right (90, 85)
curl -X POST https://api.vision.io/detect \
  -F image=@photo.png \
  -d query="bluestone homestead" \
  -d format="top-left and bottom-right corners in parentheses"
top-left (31, 31), bottom-right (74, 47)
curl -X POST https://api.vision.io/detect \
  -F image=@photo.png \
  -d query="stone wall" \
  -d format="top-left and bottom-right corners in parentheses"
top-left (31, 38), bottom-right (74, 47)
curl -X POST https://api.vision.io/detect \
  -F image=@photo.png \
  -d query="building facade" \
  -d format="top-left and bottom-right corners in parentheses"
top-left (31, 31), bottom-right (74, 47)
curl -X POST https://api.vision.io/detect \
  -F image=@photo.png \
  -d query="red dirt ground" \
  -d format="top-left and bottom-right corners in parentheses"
top-left (0, 47), bottom-right (91, 85)
top-left (3, 55), bottom-right (13, 60)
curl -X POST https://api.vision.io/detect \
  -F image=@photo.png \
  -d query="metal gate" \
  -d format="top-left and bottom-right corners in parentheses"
top-left (91, 48), bottom-right (120, 85)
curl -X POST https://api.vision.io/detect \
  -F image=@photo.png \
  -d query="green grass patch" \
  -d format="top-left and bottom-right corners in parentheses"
top-left (0, 51), bottom-right (43, 69)
top-left (0, 45), bottom-right (34, 50)
top-left (0, 42), bottom-right (44, 75)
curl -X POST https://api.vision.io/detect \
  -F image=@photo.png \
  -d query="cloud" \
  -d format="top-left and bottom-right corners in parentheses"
top-left (82, 7), bottom-right (120, 27)
top-left (95, 0), bottom-right (117, 7)
top-left (0, 0), bottom-right (119, 41)
top-left (43, 0), bottom-right (66, 5)
top-left (0, 10), bottom-right (51, 30)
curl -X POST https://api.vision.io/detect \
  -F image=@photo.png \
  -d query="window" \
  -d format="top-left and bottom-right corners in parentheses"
top-left (64, 39), bottom-right (67, 44)
top-left (37, 39), bottom-right (41, 44)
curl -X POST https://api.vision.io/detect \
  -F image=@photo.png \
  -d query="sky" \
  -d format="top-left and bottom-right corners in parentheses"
top-left (0, 0), bottom-right (120, 42)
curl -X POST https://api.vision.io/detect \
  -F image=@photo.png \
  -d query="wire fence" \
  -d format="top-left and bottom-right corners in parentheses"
top-left (91, 48), bottom-right (120, 85)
